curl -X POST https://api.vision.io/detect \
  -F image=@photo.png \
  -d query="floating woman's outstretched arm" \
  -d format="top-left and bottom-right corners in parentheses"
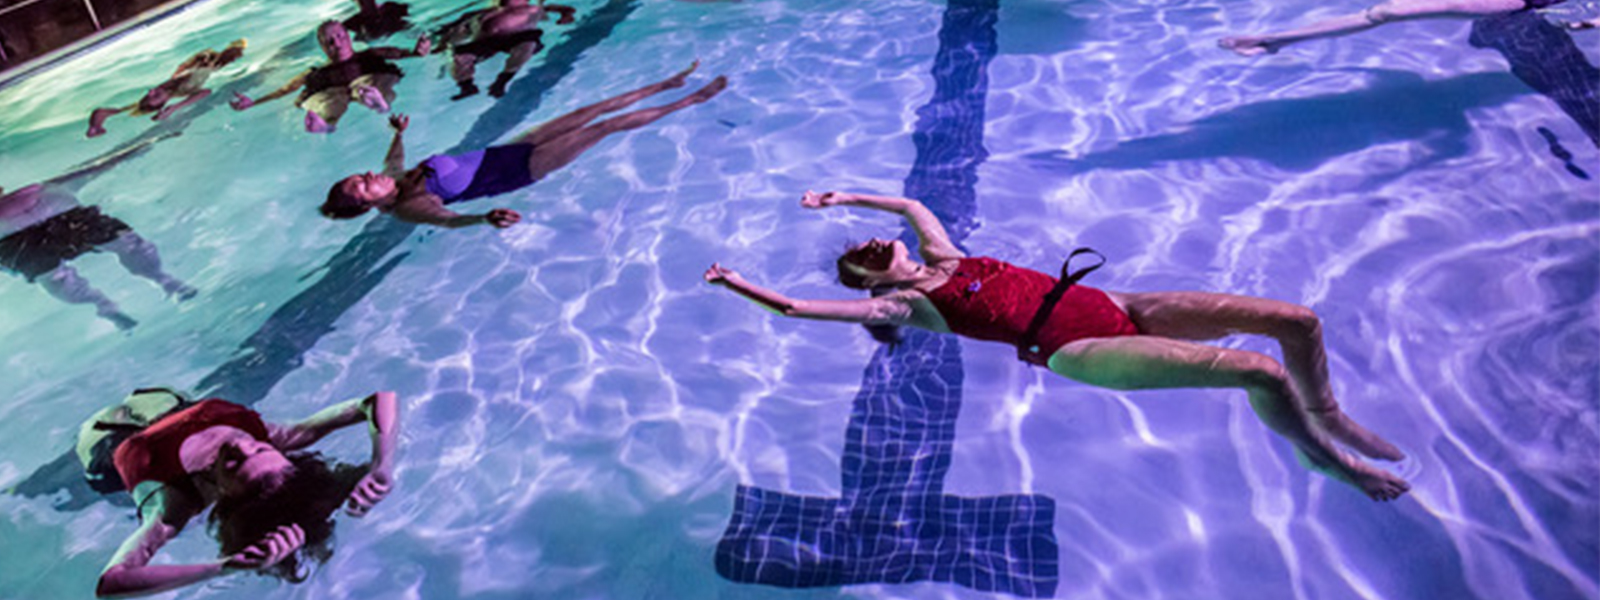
top-left (96, 488), bottom-right (305, 597)
top-left (800, 191), bottom-right (964, 263)
top-left (703, 263), bottom-right (914, 324)
top-left (267, 390), bottom-right (401, 516)
top-left (1219, 0), bottom-right (1526, 56)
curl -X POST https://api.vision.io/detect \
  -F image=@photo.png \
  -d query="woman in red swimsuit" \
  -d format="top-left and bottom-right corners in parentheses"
top-left (93, 391), bottom-right (400, 597)
top-left (704, 191), bottom-right (1409, 502)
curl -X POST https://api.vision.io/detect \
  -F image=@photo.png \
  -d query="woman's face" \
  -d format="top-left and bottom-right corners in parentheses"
top-left (849, 238), bottom-right (903, 271)
top-left (341, 172), bottom-right (397, 204)
top-left (216, 438), bottom-right (293, 496)
top-left (843, 238), bottom-right (910, 285)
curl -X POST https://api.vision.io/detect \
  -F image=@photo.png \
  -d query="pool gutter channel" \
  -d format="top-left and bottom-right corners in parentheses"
top-left (0, 0), bottom-right (218, 91)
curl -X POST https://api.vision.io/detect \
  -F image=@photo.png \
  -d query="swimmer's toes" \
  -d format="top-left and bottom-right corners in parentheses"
top-left (667, 60), bottom-right (699, 87)
top-left (695, 75), bottom-right (728, 100)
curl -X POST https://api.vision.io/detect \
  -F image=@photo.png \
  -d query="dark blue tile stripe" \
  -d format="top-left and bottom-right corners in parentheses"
top-left (716, 1), bottom-right (1061, 596)
top-left (1470, 11), bottom-right (1600, 148)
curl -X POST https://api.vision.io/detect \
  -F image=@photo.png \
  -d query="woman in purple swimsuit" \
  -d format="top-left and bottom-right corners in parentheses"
top-left (705, 191), bottom-right (1411, 502)
top-left (322, 62), bottom-right (727, 229)
top-left (1219, 0), bottom-right (1588, 56)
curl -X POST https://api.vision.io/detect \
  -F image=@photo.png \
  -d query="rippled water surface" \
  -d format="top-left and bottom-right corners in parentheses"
top-left (0, 0), bottom-right (1596, 598)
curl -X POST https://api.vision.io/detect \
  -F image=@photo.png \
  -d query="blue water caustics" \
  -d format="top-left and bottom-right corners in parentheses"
top-left (714, 1), bottom-right (1061, 597)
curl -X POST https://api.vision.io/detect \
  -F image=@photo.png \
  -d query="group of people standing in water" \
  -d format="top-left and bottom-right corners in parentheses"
top-left (0, 0), bottom-right (1590, 595)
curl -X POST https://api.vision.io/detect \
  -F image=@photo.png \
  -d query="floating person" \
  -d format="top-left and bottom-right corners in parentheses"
top-left (0, 141), bottom-right (196, 330)
top-left (703, 191), bottom-right (1411, 502)
top-left (86, 39), bottom-right (248, 138)
top-left (86, 388), bottom-right (400, 597)
top-left (321, 63), bottom-right (726, 228)
top-left (437, 0), bottom-right (577, 100)
top-left (1219, 0), bottom-right (1594, 56)
top-left (342, 0), bottom-right (412, 41)
top-left (229, 21), bottom-right (430, 133)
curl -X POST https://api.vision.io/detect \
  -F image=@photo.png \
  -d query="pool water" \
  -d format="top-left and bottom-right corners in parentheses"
top-left (0, 0), bottom-right (1595, 598)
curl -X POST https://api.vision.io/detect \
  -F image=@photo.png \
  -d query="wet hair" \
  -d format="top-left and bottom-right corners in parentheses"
top-left (209, 453), bottom-right (366, 582)
top-left (322, 180), bottom-right (373, 219)
top-left (834, 246), bottom-right (904, 345)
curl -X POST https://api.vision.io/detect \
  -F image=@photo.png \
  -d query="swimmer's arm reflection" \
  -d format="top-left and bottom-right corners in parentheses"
top-left (267, 391), bottom-right (401, 516)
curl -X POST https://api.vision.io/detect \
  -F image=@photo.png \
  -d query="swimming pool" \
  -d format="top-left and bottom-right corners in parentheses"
top-left (0, 0), bottom-right (1595, 598)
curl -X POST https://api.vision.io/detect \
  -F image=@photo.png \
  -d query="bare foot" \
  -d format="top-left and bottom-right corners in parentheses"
top-left (1311, 408), bottom-right (1405, 461)
top-left (1218, 36), bottom-right (1279, 57)
top-left (305, 111), bottom-right (336, 133)
top-left (1296, 449), bottom-right (1411, 502)
top-left (689, 75), bottom-right (728, 103)
top-left (104, 311), bottom-right (138, 331)
top-left (87, 108), bottom-right (118, 137)
top-left (664, 60), bottom-right (700, 89)
top-left (1565, 17), bottom-right (1599, 30)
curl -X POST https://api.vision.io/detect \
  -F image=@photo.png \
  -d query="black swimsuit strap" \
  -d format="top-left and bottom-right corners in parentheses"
top-left (1017, 248), bottom-right (1106, 364)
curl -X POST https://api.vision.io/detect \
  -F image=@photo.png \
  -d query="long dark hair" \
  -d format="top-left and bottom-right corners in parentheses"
top-left (836, 246), bottom-right (903, 345)
top-left (209, 453), bottom-right (366, 582)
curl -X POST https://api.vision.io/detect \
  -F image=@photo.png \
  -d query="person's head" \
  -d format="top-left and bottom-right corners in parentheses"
top-left (317, 21), bottom-right (355, 59)
top-left (209, 452), bottom-right (366, 582)
top-left (836, 238), bottom-right (917, 290)
top-left (322, 172), bottom-right (397, 219)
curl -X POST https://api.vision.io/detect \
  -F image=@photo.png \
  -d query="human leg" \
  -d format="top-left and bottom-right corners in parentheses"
top-left (36, 266), bottom-right (137, 329)
top-left (511, 61), bottom-right (700, 146)
top-left (1110, 291), bottom-right (1403, 460)
top-left (100, 233), bottom-right (196, 300)
top-left (489, 40), bottom-right (540, 97)
top-left (522, 75), bottom-right (726, 179)
top-left (87, 106), bottom-right (130, 138)
top-left (1219, 0), bottom-right (1525, 55)
top-left (1048, 335), bottom-right (1409, 501)
top-left (451, 52), bottom-right (483, 99)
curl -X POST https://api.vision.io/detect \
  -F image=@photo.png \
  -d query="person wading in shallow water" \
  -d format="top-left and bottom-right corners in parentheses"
top-left (321, 62), bottom-right (727, 229)
top-left (705, 190), bottom-right (1410, 502)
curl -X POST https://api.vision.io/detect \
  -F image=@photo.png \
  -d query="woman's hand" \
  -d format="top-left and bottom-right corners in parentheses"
top-left (413, 36), bottom-right (433, 56)
top-left (486, 208), bottom-right (521, 228)
top-left (800, 190), bottom-right (850, 209)
top-left (703, 263), bottom-right (741, 285)
top-left (229, 92), bottom-right (255, 111)
top-left (345, 469), bottom-right (393, 517)
top-left (223, 524), bottom-right (305, 572)
top-left (389, 114), bottom-right (409, 132)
